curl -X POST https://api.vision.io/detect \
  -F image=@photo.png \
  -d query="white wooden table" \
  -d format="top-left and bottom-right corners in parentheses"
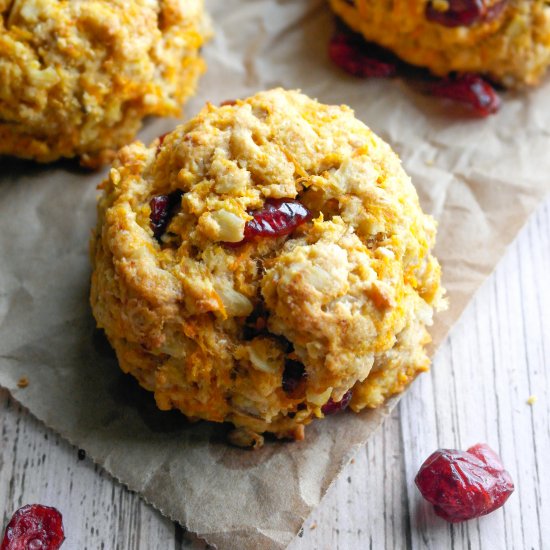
top-left (1, 197), bottom-right (548, 550)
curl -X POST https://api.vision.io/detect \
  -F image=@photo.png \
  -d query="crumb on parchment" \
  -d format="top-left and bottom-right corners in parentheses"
top-left (17, 377), bottom-right (29, 389)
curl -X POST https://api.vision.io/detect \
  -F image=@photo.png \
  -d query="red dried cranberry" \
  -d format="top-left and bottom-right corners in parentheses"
top-left (282, 360), bottom-right (307, 395)
top-left (321, 389), bottom-right (352, 415)
top-left (149, 190), bottom-right (183, 240)
top-left (428, 74), bottom-right (501, 117)
top-left (426, 0), bottom-right (507, 27)
top-left (415, 443), bottom-right (514, 522)
top-left (230, 199), bottom-right (312, 246)
top-left (329, 31), bottom-right (397, 78)
top-left (1, 504), bottom-right (65, 550)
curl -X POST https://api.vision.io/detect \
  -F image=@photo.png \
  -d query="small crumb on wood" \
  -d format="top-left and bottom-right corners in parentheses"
top-left (527, 395), bottom-right (537, 405)
top-left (17, 377), bottom-right (29, 389)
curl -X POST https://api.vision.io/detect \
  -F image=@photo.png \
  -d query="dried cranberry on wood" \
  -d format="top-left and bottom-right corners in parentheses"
top-left (415, 443), bottom-right (514, 522)
top-left (426, 0), bottom-right (508, 28)
top-left (321, 389), bottom-right (353, 415)
top-left (149, 190), bottom-right (183, 240)
top-left (1, 504), bottom-right (65, 550)
top-left (428, 74), bottom-right (501, 117)
top-left (329, 31), bottom-right (397, 78)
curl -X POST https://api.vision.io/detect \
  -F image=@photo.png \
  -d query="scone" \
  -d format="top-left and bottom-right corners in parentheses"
top-left (0, 0), bottom-right (210, 165)
top-left (90, 89), bottom-right (445, 445)
top-left (329, 0), bottom-right (550, 87)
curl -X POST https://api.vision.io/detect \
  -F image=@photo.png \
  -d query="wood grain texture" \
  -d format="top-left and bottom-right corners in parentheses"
top-left (1, 198), bottom-right (549, 550)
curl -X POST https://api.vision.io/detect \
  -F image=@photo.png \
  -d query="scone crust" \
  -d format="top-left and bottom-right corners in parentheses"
top-left (0, 0), bottom-right (210, 164)
top-left (330, 0), bottom-right (550, 87)
top-left (90, 89), bottom-right (444, 439)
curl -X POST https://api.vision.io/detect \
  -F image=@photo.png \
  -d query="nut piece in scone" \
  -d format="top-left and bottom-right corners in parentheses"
top-left (90, 89), bottom-right (445, 444)
top-left (0, 0), bottom-right (210, 165)
top-left (329, 0), bottom-right (550, 88)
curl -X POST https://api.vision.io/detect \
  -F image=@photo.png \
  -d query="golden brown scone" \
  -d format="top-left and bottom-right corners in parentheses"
top-left (329, 0), bottom-right (550, 87)
top-left (90, 89), bottom-right (445, 445)
top-left (0, 0), bottom-right (210, 165)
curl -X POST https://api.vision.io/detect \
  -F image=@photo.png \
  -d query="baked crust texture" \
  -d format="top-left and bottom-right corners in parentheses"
top-left (330, 0), bottom-right (550, 87)
top-left (90, 89), bottom-right (445, 441)
top-left (0, 0), bottom-right (210, 164)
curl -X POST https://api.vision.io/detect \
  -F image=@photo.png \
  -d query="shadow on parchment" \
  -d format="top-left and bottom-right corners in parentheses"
top-left (94, 328), bottom-right (299, 469)
top-left (0, 155), bottom-right (93, 179)
top-left (89, 314), bottom-right (331, 470)
top-left (286, 4), bottom-right (510, 122)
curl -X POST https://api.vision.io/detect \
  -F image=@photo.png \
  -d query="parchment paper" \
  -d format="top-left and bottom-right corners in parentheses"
top-left (1, 1), bottom-right (549, 548)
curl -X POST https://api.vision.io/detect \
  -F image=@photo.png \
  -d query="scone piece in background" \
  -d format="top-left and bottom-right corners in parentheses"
top-left (329, 0), bottom-right (550, 88)
top-left (0, 0), bottom-right (210, 165)
top-left (90, 89), bottom-right (445, 445)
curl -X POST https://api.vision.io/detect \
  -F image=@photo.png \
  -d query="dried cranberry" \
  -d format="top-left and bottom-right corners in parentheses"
top-left (230, 199), bottom-right (312, 246)
top-left (415, 443), bottom-right (514, 522)
top-left (329, 30), bottom-right (397, 78)
top-left (428, 74), bottom-right (501, 117)
top-left (1, 504), bottom-right (65, 550)
top-left (426, 0), bottom-right (507, 27)
top-left (149, 190), bottom-right (183, 240)
top-left (321, 389), bottom-right (352, 415)
top-left (282, 360), bottom-right (307, 395)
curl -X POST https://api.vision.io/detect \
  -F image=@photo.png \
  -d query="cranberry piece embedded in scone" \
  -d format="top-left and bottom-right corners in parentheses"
top-left (1, 504), bottom-right (65, 550)
top-left (428, 74), bottom-right (501, 116)
top-left (237, 199), bottom-right (312, 244)
top-left (321, 389), bottom-right (353, 415)
top-left (329, 31), bottom-right (398, 78)
top-left (426, 0), bottom-right (508, 28)
top-left (415, 443), bottom-right (514, 522)
top-left (149, 190), bottom-right (183, 240)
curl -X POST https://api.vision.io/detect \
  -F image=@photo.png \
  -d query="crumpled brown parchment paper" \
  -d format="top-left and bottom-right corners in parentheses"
top-left (1, 1), bottom-right (549, 549)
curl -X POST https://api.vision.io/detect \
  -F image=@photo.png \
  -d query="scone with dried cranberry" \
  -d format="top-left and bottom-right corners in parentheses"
top-left (0, 0), bottom-right (210, 165)
top-left (329, 0), bottom-right (550, 87)
top-left (90, 89), bottom-right (445, 446)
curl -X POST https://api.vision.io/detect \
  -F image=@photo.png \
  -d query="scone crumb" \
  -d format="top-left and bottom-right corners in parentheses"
top-left (228, 427), bottom-right (265, 450)
top-left (526, 395), bottom-right (537, 406)
top-left (17, 377), bottom-right (29, 389)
